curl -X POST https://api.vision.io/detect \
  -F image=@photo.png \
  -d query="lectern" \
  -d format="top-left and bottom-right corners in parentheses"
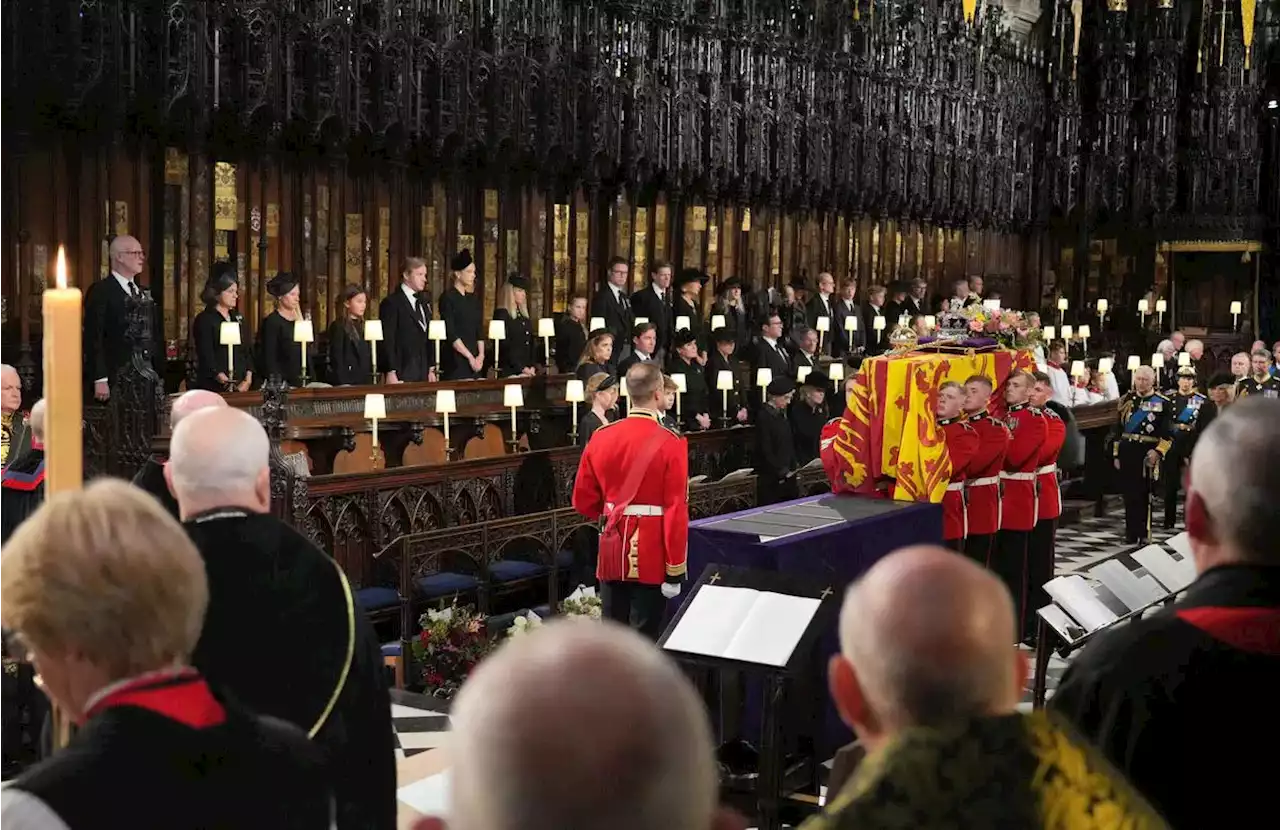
top-left (661, 565), bottom-right (839, 830)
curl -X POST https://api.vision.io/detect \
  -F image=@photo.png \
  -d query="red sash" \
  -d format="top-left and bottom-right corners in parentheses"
top-left (81, 667), bottom-right (226, 729)
top-left (597, 430), bottom-right (669, 583)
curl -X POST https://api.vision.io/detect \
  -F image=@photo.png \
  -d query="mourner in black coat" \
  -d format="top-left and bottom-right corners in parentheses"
top-left (258, 273), bottom-right (314, 386)
top-left (83, 234), bottom-right (163, 401)
top-left (706, 329), bottom-right (747, 425)
top-left (756, 377), bottom-right (799, 505)
top-left (555, 299), bottom-right (590, 374)
top-left (629, 261), bottom-right (674, 356)
top-left (439, 249), bottom-right (485, 380)
top-left (667, 329), bottom-right (712, 432)
top-left (190, 262), bottom-right (253, 392)
top-left (673, 269), bottom-right (708, 355)
top-left (0, 442), bottom-right (45, 544)
top-left (492, 274), bottom-right (536, 377)
top-left (789, 373), bottom-right (831, 465)
top-left (589, 256), bottom-right (636, 352)
top-left (379, 259), bottom-right (436, 383)
top-left (327, 286), bottom-right (374, 386)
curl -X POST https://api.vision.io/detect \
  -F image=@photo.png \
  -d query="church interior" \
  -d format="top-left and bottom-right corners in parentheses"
top-left (2, 1), bottom-right (1277, 829)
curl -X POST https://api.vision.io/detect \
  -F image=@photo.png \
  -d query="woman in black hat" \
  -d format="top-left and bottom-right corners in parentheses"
top-left (325, 284), bottom-right (373, 386)
top-left (190, 262), bottom-right (252, 392)
top-left (258, 272), bottom-right (311, 386)
top-left (492, 274), bottom-right (536, 377)
top-left (577, 371), bottom-right (618, 446)
top-left (665, 328), bottom-right (711, 431)
top-left (439, 249), bottom-right (484, 380)
top-left (710, 275), bottom-right (750, 352)
top-left (673, 269), bottom-right (708, 364)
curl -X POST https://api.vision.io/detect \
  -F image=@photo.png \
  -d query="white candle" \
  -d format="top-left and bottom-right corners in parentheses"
top-left (44, 246), bottom-right (83, 495)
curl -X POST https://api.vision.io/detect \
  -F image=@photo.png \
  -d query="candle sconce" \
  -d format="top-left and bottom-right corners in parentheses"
top-left (364, 319), bottom-right (384, 384)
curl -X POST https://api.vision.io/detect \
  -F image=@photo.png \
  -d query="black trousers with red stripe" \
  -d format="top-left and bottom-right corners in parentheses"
top-left (995, 529), bottom-right (1032, 640)
top-left (964, 533), bottom-right (996, 570)
top-left (1027, 518), bottom-right (1059, 641)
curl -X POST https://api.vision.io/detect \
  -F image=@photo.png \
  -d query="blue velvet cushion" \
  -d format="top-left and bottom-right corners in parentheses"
top-left (489, 560), bottom-right (549, 582)
top-left (380, 641), bottom-right (403, 657)
top-left (415, 572), bottom-right (480, 598)
top-left (554, 549), bottom-right (574, 567)
top-left (355, 586), bottom-right (401, 611)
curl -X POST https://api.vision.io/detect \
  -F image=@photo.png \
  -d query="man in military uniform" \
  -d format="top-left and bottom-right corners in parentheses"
top-left (936, 381), bottom-right (980, 553)
top-left (997, 372), bottom-right (1046, 636)
top-left (1235, 348), bottom-right (1280, 400)
top-left (1028, 372), bottom-right (1066, 643)
top-left (573, 362), bottom-right (690, 639)
top-left (1111, 365), bottom-right (1172, 544)
top-left (961, 375), bottom-right (1010, 569)
top-left (1161, 365), bottom-right (1212, 528)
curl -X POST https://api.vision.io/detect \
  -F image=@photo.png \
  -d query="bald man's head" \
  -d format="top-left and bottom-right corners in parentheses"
top-left (450, 621), bottom-right (726, 830)
top-left (830, 546), bottom-right (1025, 746)
top-left (109, 235), bottom-right (144, 278)
top-left (169, 389), bottom-right (227, 430)
top-left (165, 407), bottom-right (270, 519)
top-left (28, 400), bottom-right (46, 442)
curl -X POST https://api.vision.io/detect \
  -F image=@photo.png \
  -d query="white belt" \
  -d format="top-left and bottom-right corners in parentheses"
top-left (969, 476), bottom-right (1000, 487)
top-left (946, 482), bottom-right (965, 492)
top-left (623, 504), bottom-right (663, 517)
top-left (1001, 471), bottom-right (1036, 481)
top-left (1036, 464), bottom-right (1058, 476)
top-left (944, 483), bottom-right (968, 538)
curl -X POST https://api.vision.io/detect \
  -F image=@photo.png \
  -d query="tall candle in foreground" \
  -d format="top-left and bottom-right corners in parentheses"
top-left (44, 246), bottom-right (83, 495)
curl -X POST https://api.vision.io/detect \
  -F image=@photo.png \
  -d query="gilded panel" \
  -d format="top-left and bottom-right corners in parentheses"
top-left (574, 210), bottom-right (589, 288)
top-left (345, 214), bottom-right (363, 286)
top-left (553, 204), bottom-right (570, 311)
top-left (213, 162), bottom-right (237, 232)
top-left (633, 206), bottom-right (647, 279)
top-left (379, 206), bottom-right (391, 299)
top-left (654, 204), bottom-right (667, 260)
top-left (266, 204), bottom-right (280, 238)
top-left (530, 201), bottom-right (546, 315)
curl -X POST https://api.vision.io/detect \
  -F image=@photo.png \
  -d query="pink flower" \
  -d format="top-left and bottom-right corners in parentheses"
top-left (968, 319), bottom-right (983, 332)
top-left (1016, 327), bottom-right (1029, 337)
top-left (998, 321), bottom-right (1010, 332)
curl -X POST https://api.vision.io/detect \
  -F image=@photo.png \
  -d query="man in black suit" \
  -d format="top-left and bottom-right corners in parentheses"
top-left (83, 234), bottom-right (154, 402)
top-left (805, 271), bottom-right (837, 356)
top-left (590, 256), bottom-right (635, 361)
top-left (379, 256), bottom-right (438, 383)
top-left (750, 311), bottom-right (792, 382)
top-left (832, 278), bottom-right (864, 359)
top-left (629, 260), bottom-right (673, 359)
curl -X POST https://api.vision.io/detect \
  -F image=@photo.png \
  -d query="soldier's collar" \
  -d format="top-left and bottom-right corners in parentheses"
top-left (967, 409), bottom-right (989, 421)
top-left (937, 415), bottom-right (961, 426)
top-left (627, 407), bottom-right (662, 421)
top-left (1009, 401), bottom-right (1029, 412)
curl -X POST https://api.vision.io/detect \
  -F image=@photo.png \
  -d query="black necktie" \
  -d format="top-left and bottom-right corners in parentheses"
top-left (414, 293), bottom-right (427, 326)
top-left (128, 281), bottom-right (140, 298)
top-left (621, 293), bottom-right (630, 312)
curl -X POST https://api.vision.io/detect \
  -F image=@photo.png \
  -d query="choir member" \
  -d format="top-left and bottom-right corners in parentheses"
top-left (258, 272), bottom-right (312, 387)
top-left (491, 274), bottom-right (536, 377)
top-left (191, 262), bottom-right (252, 392)
top-left (805, 271), bottom-right (837, 356)
top-left (326, 285), bottom-right (374, 386)
top-left (439, 249), bottom-right (484, 380)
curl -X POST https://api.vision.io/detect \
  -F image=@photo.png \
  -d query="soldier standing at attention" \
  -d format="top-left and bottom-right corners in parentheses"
top-left (1027, 372), bottom-right (1066, 644)
top-left (572, 362), bottom-right (689, 640)
top-left (1162, 365), bottom-right (1212, 528)
top-left (936, 382), bottom-right (980, 554)
top-left (1111, 365), bottom-right (1172, 544)
top-left (960, 375), bottom-right (1010, 569)
top-left (996, 372), bottom-right (1046, 639)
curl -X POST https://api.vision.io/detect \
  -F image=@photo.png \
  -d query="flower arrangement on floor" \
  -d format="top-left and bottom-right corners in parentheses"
top-left (410, 600), bottom-right (492, 698)
top-left (933, 301), bottom-right (1042, 350)
top-left (560, 584), bottom-right (603, 620)
top-left (506, 610), bottom-right (544, 639)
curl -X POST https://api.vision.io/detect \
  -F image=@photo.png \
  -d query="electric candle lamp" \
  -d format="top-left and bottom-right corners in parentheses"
top-left (435, 388), bottom-right (457, 446)
top-left (1071, 360), bottom-right (1086, 378)
top-left (1155, 299), bottom-right (1167, 329)
top-left (1152, 353), bottom-right (1165, 369)
top-left (364, 393), bottom-right (386, 467)
top-left (1098, 357), bottom-right (1114, 374)
top-left (756, 367), bottom-right (772, 403)
top-left (1178, 351), bottom-right (1191, 367)
top-left (828, 362), bottom-right (844, 385)
top-left (537, 317), bottom-right (555, 367)
top-left (797, 366), bottom-right (812, 384)
top-left (675, 315), bottom-right (691, 331)
top-left (815, 315), bottom-right (830, 350)
top-left (1127, 355), bottom-right (1141, 371)
top-left (1061, 324), bottom-right (1073, 341)
top-left (564, 380), bottom-right (584, 441)
top-left (428, 320), bottom-right (447, 365)
top-left (716, 369), bottom-right (734, 418)
top-left (844, 314), bottom-right (859, 333)
top-left (923, 315), bottom-right (935, 331)
top-left (1230, 301), bottom-right (1242, 331)
top-left (1096, 298), bottom-right (1108, 315)
top-left (671, 373), bottom-right (686, 419)
top-left (503, 383), bottom-right (524, 438)
top-left (1043, 325), bottom-right (1056, 342)
top-left (1078, 324), bottom-right (1091, 352)
top-left (1057, 298), bottom-right (1069, 311)
top-left (488, 318), bottom-right (506, 373)
top-left (364, 319), bottom-right (384, 382)
top-left (711, 313), bottom-right (727, 331)
top-left (589, 316), bottom-right (606, 333)
top-left (293, 317), bottom-right (314, 381)
top-left (634, 316), bottom-right (650, 326)
top-left (219, 321), bottom-right (241, 381)
top-left (872, 315), bottom-right (885, 342)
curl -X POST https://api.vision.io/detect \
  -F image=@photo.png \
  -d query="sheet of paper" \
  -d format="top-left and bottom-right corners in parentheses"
top-left (1043, 575), bottom-right (1118, 632)
top-left (1037, 604), bottom-right (1086, 644)
top-left (662, 585), bottom-right (759, 659)
top-left (1165, 532), bottom-right (1192, 559)
top-left (1090, 560), bottom-right (1164, 611)
top-left (1133, 545), bottom-right (1194, 593)
top-left (722, 592), bottom-right (822, 667)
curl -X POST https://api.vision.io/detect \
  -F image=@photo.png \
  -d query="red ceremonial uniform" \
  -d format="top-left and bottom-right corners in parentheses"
top-left (939, 417), bottom-right (980, 542)
top-left (1001, 402), bottom-right (1047, 532)
top-left (964, 411), bottom-right (1010, 535)
top-left (572, 408), bottom-right (689, 585)
top-left (1036, 407), bottom-right (1067, 521)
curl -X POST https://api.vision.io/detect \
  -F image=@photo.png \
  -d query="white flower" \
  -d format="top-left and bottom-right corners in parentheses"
top-left (427, 606), bottom-right (455, 625)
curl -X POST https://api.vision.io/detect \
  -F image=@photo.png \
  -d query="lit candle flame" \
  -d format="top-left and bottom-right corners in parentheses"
top-left (56, 246), bottom-right (68, 290)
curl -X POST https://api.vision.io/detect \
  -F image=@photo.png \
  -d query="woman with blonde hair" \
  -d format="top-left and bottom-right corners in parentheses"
top-left (492, 274), bottom-right (535, 377)
top-left (576, 331), bottom-right (615, 382)
top-left (577, 372), bottom-right (618, 445)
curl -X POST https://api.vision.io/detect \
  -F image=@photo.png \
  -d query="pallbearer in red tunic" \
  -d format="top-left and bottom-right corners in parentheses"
top-left (996, 371), bottom-right (1047, 640)
top-left (962, 375), bottom-right (1011, 568)
top-left (1027, 371), bottom-right (1067, 642)
top-left (936, 381), bottom-right (980, 551)
top-left (0, 481), bottom-right (332, 829)
top-left (573, 362), bottom-right (690, 640)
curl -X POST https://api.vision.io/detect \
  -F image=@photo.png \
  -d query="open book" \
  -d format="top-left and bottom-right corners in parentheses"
top-left (663, 585), bottom-right (822, 667)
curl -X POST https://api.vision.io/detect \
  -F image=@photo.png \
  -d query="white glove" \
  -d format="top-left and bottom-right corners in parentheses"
top-left (661, 582), bottom-right (682, 600)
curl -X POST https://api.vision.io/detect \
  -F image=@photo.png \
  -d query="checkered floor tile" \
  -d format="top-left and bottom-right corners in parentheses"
top-left (1055, 504), bottom-right (1185, 575)
top-left (390, 691), bottom-right (451, 760)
